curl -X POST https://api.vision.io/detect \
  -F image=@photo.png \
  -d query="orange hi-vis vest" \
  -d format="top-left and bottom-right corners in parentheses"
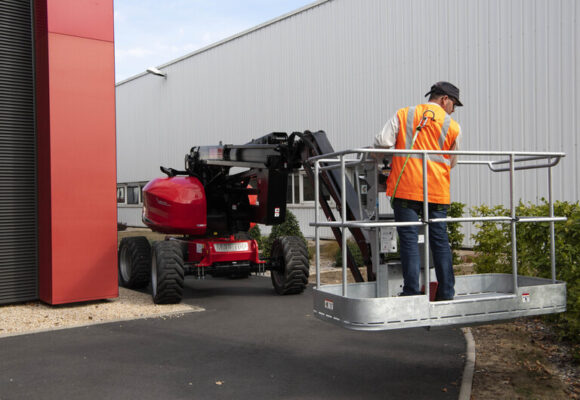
top-left (386, 103), bottom-right (461, 204)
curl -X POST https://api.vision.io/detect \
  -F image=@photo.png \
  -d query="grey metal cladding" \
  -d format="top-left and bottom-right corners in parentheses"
top-left (0, 0), bottom-right (38, 304)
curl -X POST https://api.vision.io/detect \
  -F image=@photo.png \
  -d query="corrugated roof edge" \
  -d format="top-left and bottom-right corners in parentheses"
top-left (115, 0), bottom-right (332, 86)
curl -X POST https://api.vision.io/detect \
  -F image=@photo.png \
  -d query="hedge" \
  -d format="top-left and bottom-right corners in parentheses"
top-left (471, 200), bottom-right (580, 349)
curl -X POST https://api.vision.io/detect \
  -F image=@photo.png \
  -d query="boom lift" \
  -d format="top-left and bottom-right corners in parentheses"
top-left (118, 130), bottom-right (568, 332)
top-left (118, 131), bottom-right (372, 304)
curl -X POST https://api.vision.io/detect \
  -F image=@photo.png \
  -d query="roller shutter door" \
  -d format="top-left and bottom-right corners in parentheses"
top-left (0, 0), bottom-right (38, 303)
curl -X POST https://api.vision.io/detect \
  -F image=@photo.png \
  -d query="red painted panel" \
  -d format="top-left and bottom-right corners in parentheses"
top-left (35, 0), bottom-right (116, 304)
top-left (45, 33), bottom-right (117, 304)
top-left (47, 0), bottom-right (114, 42)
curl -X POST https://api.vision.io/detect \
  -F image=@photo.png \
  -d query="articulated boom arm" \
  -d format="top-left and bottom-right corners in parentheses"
top-left (161, 132), bottom-right (306, 234)
top-left (154, 130), bottom-right (373, 281)
top-left (132, 130), bottom-right (380, 308)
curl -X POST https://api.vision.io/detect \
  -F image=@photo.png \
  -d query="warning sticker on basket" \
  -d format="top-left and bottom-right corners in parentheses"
top-left (214, 242), bottom-right (249, 252)
top-left (324, 299), bottom-right (334, 310)
top-left (380, 227), bottom-right (397, 253)
top-left (521, 292), bottom-right (531, 303)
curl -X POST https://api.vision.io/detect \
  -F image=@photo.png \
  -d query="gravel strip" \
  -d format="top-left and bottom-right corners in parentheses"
top-left (0, 287), bottom-right (202, 338)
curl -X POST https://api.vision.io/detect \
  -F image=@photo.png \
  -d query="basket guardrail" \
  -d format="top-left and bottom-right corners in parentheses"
top-left (306, 148), bottom-right (567, 330)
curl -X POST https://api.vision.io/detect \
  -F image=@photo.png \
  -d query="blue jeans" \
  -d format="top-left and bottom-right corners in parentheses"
top-left (393, 198), bottom-right (455, 299)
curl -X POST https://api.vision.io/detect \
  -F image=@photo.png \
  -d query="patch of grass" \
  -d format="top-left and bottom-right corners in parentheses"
top-left (514, 386), bottom-right (533, 397)
top-left (311, 267), bottom-right (369, 284)
top-left (307, 240), bottom-right (340, 263)
top-left (319, 240), bottom-right (340, 261)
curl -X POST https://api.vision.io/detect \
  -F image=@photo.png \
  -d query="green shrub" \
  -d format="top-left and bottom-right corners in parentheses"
top-left (515, 200), bottom-right (580, 344)
top-left (448, 202), bottom-right (466, 264)
top-left (471, 200), bottom-right (580, 347)
top-left (334, 238), bottom-right (365, 268)
top-left (470, 204), bottom-right (512, 273)
top-left (248, 225), bottom-right (263, 249)
top-left (262, 210), bottom-right (307, 259)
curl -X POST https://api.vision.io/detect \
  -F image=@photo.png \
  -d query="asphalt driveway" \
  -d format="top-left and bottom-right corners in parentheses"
top-left (0, 277), bottom-right (465, 399)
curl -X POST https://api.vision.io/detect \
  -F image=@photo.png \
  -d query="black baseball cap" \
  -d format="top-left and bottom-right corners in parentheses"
top-left (425, 81), bottom-right (463, 107)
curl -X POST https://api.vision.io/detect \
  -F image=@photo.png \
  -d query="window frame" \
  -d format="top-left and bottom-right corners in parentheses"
top-left (126, 185), bottom-right (140, 205)
top-left (117, 181), bottom-right (147, 207)
top-left (286, 170), bottom-right (324, 207)
top-left (116, 186), bottom-right (126, 204)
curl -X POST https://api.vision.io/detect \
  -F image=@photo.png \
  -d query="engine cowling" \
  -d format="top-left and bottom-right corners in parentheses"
top-left (142, 176), bottom-right (206, 235)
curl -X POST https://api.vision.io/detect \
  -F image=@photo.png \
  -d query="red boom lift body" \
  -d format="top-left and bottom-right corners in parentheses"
top-left (118, 131), bottom-right (373, 303)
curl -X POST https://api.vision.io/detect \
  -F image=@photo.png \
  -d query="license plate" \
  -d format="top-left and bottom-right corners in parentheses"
top-left (213, 242), bottom-right (249, 252)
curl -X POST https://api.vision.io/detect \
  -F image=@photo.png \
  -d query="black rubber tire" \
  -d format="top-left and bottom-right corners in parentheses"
top-left (118, 236), bottom-right (151, 289)
top-left (270, 236), bottom-right (310, 295)
top-left (151, 241), bottom-right (185, 304)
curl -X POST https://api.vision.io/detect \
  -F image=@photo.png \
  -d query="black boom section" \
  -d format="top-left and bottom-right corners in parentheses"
top-left (162, 130), bottom-right (374, 282)
top-left (183, 132), bottom-right (297, 234)
top-left (301, 131), bottom-right (374, 282)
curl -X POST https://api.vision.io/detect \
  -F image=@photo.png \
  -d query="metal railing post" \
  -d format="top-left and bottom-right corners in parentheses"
top-left (341, 155), bottom-right (347, 296)
top-left (315, 161), bottom-right (320, 289)
top-left (422, 154), bottom-right (430, 300)
top-left (548, 163), bottom-right (556, 283)
top-left (374, 226), bottom-right (381, 297)
top-left (374, 164), bottom-right (384, 297)
top-left (509, 153), bottom-right (518, 293)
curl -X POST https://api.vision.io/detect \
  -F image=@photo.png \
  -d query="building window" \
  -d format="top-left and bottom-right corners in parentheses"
top-left (287, 171), bottom-right (316, 205)
top-left (117, 187), bottom-right (125, 203)
top-left (293, 173), bottom-right (300, 204)
top-left (127, 186), bottom-right (140, 205)
top-left (286, 175), bottom-right (293, 204)
top-left (302, 173), bottom-right (314, 202)
top-left (117, 182), bottom-right (148, 206)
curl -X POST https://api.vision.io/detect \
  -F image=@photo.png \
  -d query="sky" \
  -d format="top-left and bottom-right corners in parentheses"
top-left (114, 0), bottom-right (315, 82)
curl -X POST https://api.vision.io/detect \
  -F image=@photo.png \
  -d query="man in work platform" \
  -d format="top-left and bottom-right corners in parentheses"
top-left (374, 81), bottom-right (463, 301)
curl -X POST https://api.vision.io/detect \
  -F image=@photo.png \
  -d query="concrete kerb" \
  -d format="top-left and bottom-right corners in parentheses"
top-left (459, 327), bottom-right (476, 400)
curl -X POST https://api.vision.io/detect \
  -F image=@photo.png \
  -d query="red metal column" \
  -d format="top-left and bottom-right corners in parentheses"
top-left (35, 0), bottom-right (117, 304)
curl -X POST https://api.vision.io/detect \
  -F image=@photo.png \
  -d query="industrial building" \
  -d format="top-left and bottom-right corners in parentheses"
top-left (116, 0), bottom-right (579, 242)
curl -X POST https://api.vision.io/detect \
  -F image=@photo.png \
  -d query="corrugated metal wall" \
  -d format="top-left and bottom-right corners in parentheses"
top-left (117, 0), bottom-right (579, 241)
top-left (0, 0), bottom-right (38, 303)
